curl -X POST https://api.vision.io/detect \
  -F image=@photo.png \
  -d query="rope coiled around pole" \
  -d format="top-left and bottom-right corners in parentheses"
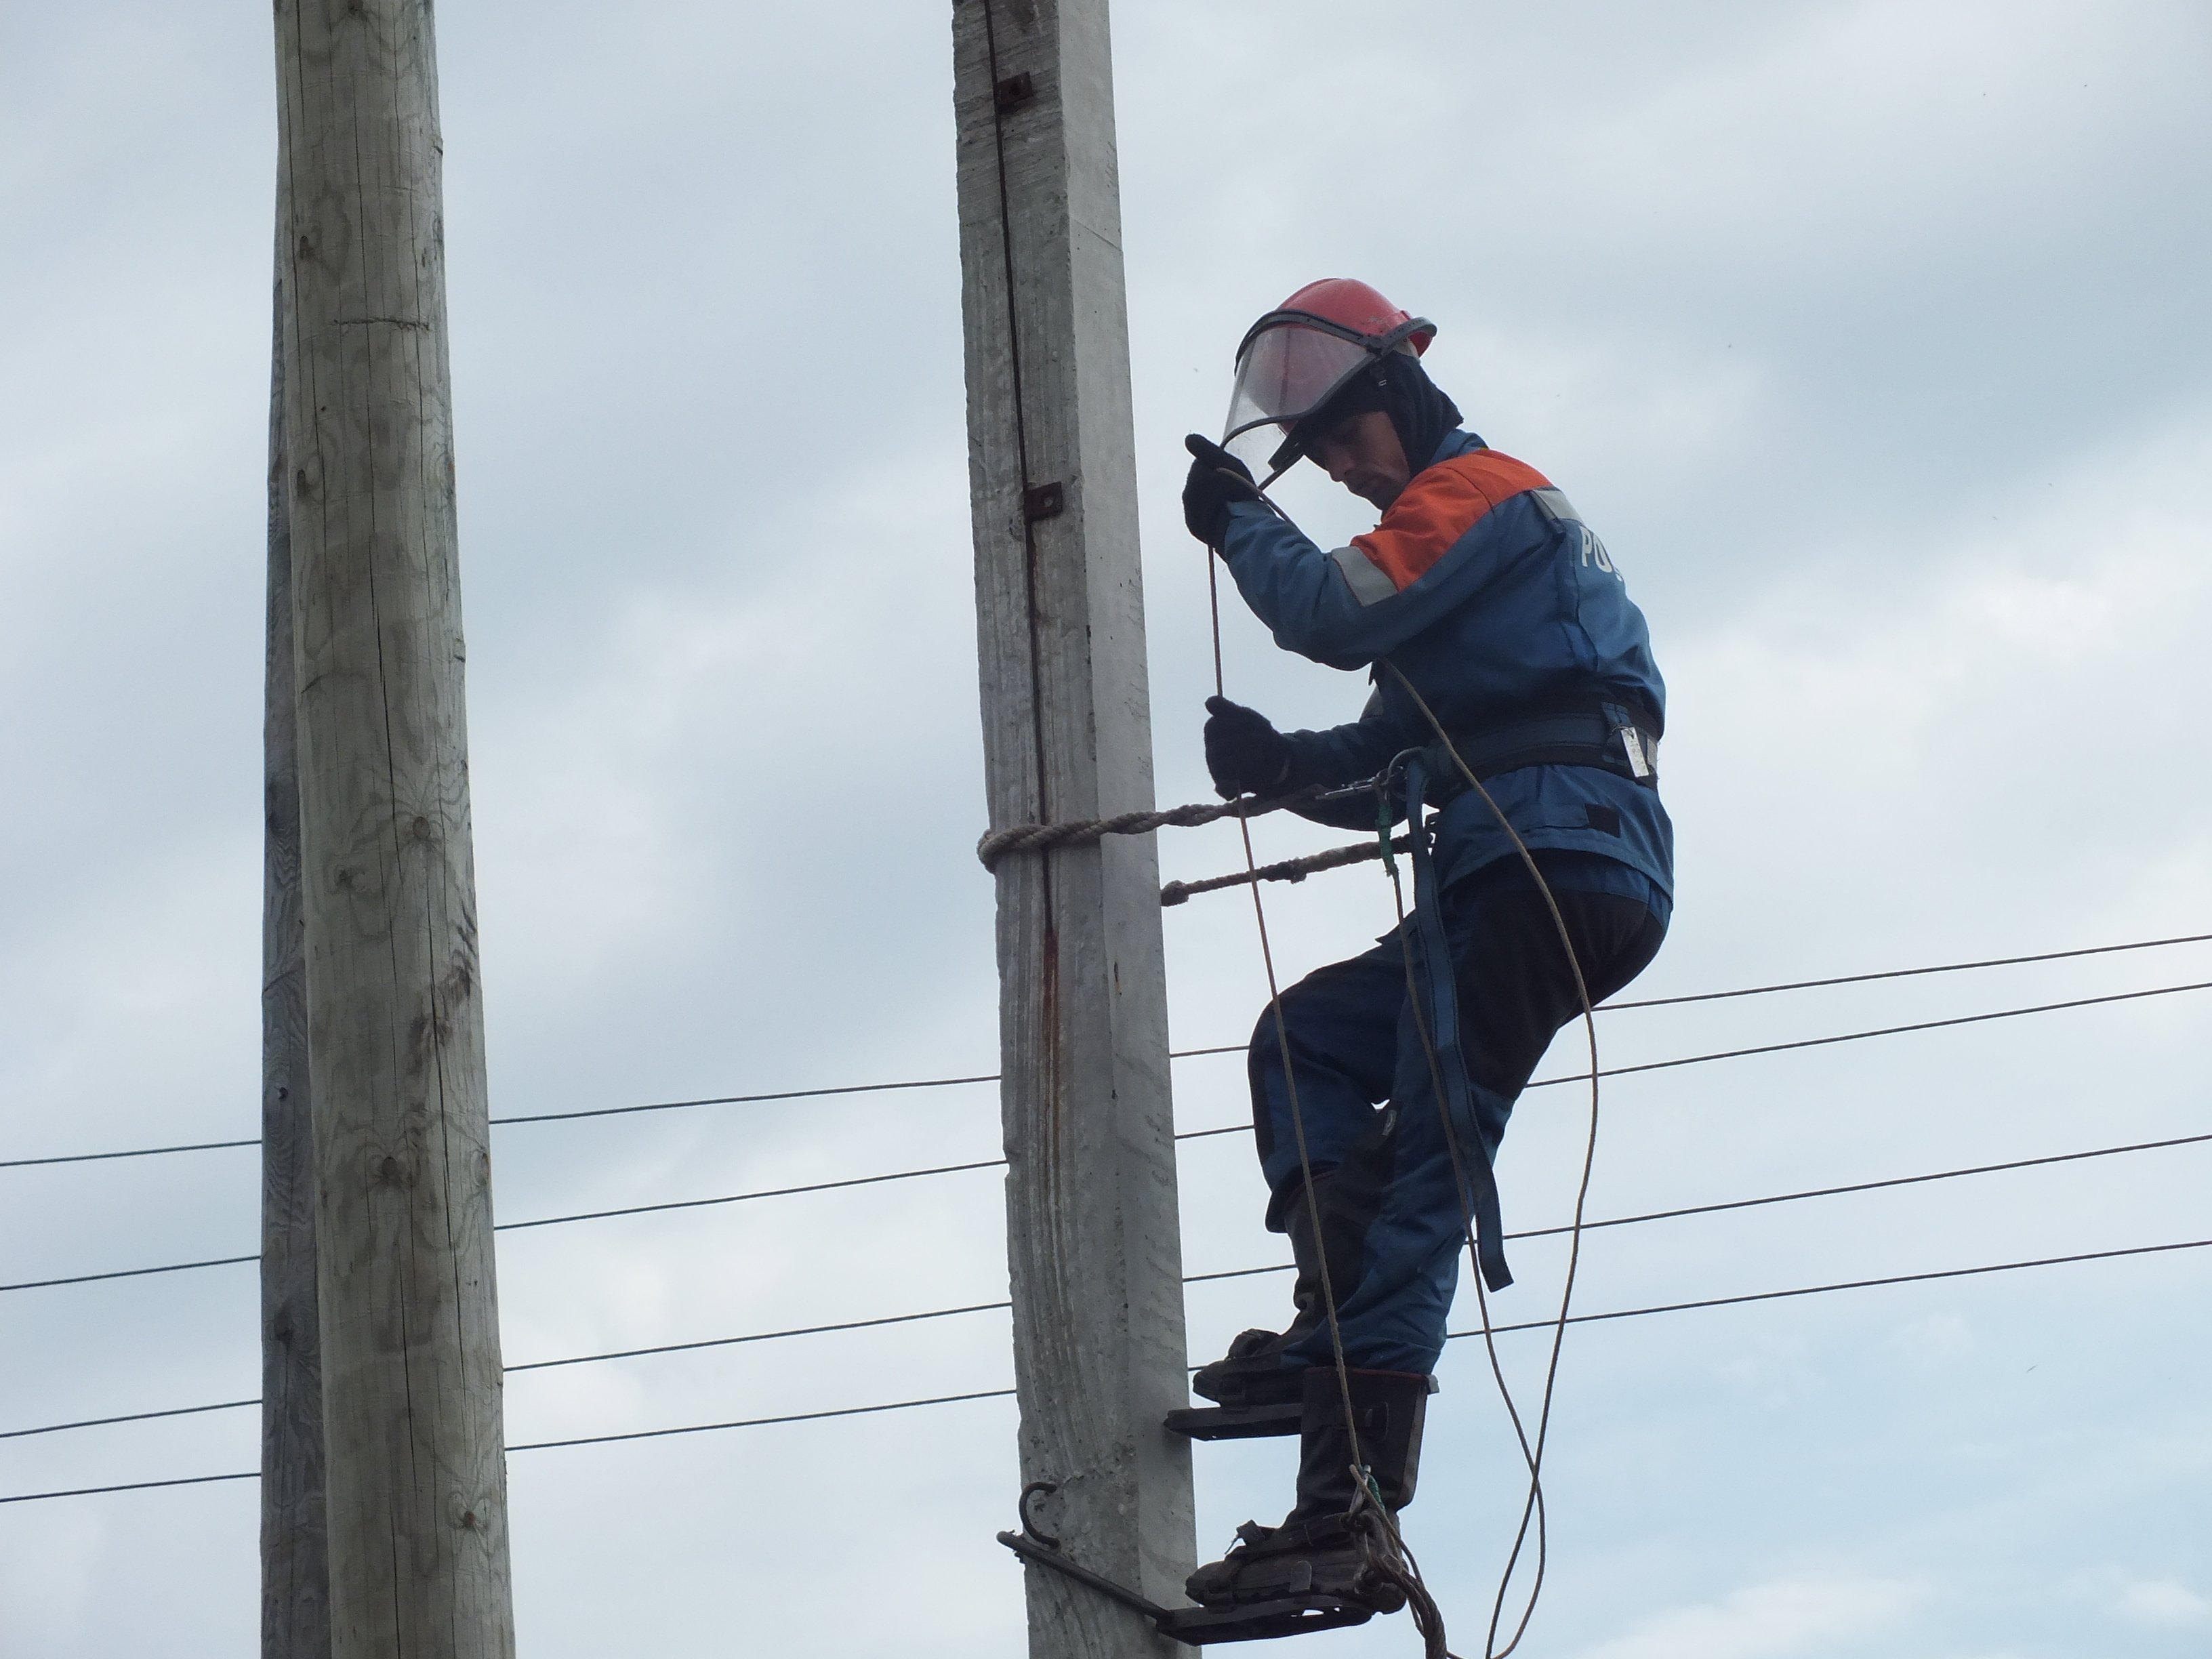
top-left (974, 785), bottom-right (1326, 872)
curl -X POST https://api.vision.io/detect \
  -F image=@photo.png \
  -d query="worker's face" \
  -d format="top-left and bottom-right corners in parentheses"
top-left (1306, 410), bottom-right (1410, 510)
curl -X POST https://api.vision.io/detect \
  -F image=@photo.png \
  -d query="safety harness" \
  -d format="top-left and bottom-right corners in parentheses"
top-left (1391, 694), bottom-right (1658, 1293)
top-left (1408, 697), bottom-right (1661, 803)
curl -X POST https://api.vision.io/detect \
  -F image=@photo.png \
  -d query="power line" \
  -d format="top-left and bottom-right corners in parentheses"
top-left (491, 1071), bottom-right (1002, 1128)
top-left (1450, 1234), bottom-right (2212, 1338)
top-left (10, 928), bottom-right (2204, 1173)
top-left (493, 1158), bottom-right (1008, 1233)
top-left (0, 1254), bottom-right (258, 1296)
top-left (0, 1390), bottom-right (1027, 1507)
top-left (0, 1309), bottom-right (1021, 1446)
top-left (0, 1397), bottom-right (261, 1443)
top-left (504, 1300), bottom-right (1012, 1374)
top-left (1602, 930), bottom-right (2212, 1011)
top-left (15, 1129), bottom-right (2205, 1446)
top-left (1521, 979), bottom-right (2212, 1092)
top-left (1184, 1128), bottom-right (2212, 1282)
top-left (0, 1136), bottom-right (258, 1172)
top-left (505, 1386), bottom-right (1019, 1452)
top-left (16, 1233), bottom-right (2203, 1507)
top-left (0, 1471), bottom-right (258, 1506)
top-left (12, 978), bottom-right (2206, 1296)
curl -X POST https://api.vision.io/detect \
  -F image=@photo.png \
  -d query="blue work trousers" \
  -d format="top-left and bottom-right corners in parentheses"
top-left (1249, 853), bottom-right (1668, 1374)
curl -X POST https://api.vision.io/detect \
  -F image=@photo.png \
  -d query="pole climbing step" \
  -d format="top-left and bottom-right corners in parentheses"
top-left (996, 1484), bottom-right (1380, 1646)
top-left (1163, 1401), bottom-right (1301, 1441)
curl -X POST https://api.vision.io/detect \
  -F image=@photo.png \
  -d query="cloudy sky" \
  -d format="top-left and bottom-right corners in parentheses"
top-left (3, 1), bottom-right (2208, 1656)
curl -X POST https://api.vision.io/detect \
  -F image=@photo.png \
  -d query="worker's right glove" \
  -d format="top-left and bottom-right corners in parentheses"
top-left (1183, 434), bottom-right (1261, 549)
top-left (1204, 695), bottom-right (1293, 799)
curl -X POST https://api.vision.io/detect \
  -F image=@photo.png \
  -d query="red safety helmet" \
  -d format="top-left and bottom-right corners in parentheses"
top-left (1222, 279), bottom-right (1435, 478)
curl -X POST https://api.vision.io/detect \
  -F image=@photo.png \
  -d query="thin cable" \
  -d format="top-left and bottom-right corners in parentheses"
top-left (1382, 828), bottom-right (1553, 1639)
top-left (15, 1235), bottom-right (2204, 1507)
top-left (0, 1471), bottom-right (259, 1506)
top-left (0, 1390), bottom-right (1021, 1507)
top-left (1603, 930), bottom-right (2212, 1011)
top-left (1186, 1129), bottom-right (2212, 1280)
top-left (12, 931), bottom-right (2204, 1172)
top-left (491, 1069), bottom-right (1002, 1128)
top-left (1207, 550), bottom-right (1373, 1505)
top-left (1380, 661), bottom-right (1599, 1659)
top-left (16, 982), bottom-right (2205, 1295)
top-left (0, 1254), bottom-right (258, 1295)
top-left (0, 1397), bottom-right (261, 1443)
top-left (22, 1129), bottom-right (2204, 1446)
top-left (504, 1298), bottom-right (1011, 1374)
top-left (1448, 1234), bottom-right (2212, 1339)
top-left (493, 1156), bottom-right (1007, 1233)
top-left (1521, 979), bottom-right (2212, 1092)
top-left (0, 1310), bottom-right (1021, 1445)
top-left (1208, 509), bottom-right (1461, 1649)
top-left (0, 1136), bottom-right (261, 1172)
top-left (506, 1386), bottom-right (1017, 1452)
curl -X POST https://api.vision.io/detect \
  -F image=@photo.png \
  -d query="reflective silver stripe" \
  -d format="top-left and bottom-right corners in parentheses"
top-left (1619, 727), bottom-right (1652, 779)
top-left (1330, 543), bottom-right (1398, 607)
top-left (1530, 487), bottom-right (1581, 523)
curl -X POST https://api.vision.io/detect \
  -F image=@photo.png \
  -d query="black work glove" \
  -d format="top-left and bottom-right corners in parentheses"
top-left (1182, 433), bottom-right (1259, 549)
top-left (1203, 695), bottom-right (1293, 799)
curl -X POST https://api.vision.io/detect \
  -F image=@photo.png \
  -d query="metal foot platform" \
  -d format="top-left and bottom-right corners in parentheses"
top-left (1163, 1401), bottom-right (1301, 1441)
top-left (1164, 1374), bottom-right (1435, 1441)
top-left (998, 1525), bottom-right (1375, 1645)
top-left (998, 1483), bottom-right (1382, 1646)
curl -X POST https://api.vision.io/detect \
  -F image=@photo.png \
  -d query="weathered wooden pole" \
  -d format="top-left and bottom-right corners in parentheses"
top-left (272, 3), bottom-right (515, 1654)
top-left (261, 194), bottom-right (333, 1659)
top-left (951, 1), bottom-right (1197, 1652)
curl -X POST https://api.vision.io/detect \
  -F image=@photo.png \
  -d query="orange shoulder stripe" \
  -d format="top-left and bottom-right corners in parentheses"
top-left (1349, 450), bottom-right (1554, 592)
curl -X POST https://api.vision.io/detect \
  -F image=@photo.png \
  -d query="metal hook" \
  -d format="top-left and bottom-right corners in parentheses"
top-left (1017, 1480), bottom-right (1061, 1549)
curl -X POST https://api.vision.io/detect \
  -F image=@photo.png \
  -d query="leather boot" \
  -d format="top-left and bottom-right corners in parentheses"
top-left (1185, 1366), bottom-right (1431, 1610)
top-left (1192, 1173), bottom-right (1357, 1408)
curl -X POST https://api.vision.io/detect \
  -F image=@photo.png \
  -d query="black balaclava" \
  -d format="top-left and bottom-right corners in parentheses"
top-left (1299, 348), bottom-right (1463, 477)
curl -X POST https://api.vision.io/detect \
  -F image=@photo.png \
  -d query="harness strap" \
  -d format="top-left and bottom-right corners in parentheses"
top-left (1416, 699), bottom-right (1660, 796)
top-left (1401, 756), bottom-right (1514, 1292)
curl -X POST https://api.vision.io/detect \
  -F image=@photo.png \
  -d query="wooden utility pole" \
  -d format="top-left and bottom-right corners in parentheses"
top-left (952, 1), bottom-right (1197, 1652)
top-left (262, 199), bottom-right (332, 1659)
top-left (273, 3), bottom-right (515, 1654)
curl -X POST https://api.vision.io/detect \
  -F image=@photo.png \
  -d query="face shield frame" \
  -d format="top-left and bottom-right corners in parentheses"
top-left (1221, 311), bottom-right (1434, 483)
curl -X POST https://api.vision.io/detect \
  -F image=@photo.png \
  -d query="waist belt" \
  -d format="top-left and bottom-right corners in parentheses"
top-left (1418, 701), bottom-right (1660, 797)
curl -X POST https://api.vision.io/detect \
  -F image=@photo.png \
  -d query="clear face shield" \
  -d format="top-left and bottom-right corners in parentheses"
top-left (1221, 312), bottom-right (1429, 483)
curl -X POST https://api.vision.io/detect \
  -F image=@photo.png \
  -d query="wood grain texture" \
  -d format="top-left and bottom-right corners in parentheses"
top-left (273, 3), bottom-right (514, 1653)
top-left (952, 1), bottom-right (1196, 1652)
top-left (262, 202), bottom-right (334, 1659)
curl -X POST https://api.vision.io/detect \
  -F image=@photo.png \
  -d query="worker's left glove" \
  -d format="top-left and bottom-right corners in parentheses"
top-left (1204, 695), bottom-right (1293, 798)
top-left (1183, 434), bottom-right (1260, 549)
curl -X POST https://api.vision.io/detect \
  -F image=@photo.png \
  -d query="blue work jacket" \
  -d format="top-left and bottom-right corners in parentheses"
top-left (1216, 429), bottom-right (1675, 903)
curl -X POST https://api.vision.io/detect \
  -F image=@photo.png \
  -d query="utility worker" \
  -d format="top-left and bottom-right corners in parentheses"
top-left (1177, 279), bottom-right (1675, 1614)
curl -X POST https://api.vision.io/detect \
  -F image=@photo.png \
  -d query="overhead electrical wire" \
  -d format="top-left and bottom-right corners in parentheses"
top-left (6, 928), bottom-right (2204, 1174)
top-left (1448, 1234), bottom-right (2212, 1338)
top-left (3, 1253), bottom-right (260, 1295)
top-left (16, 1124), bottom-right (2207, 1446)
top-left (1518, 979), bottom-right (2212, 1092)
top-left (13, 1132), bottom-right (2194, 1469)
top-left (0, 1397), bottom-right (263, 1443)
top-left (13, 1132), bottom-right (2194, 1451)
top-left (8, 1233), bottom-right (2205, 1507)
top-left (1601, 929), bottom-right (2212, 1010)
top-left (11, 976), bottom-right (2206, 1299)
